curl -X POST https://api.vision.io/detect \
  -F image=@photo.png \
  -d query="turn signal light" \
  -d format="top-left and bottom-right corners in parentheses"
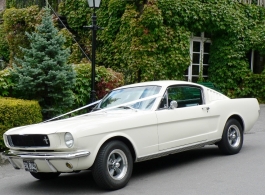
top-left (66, 162), bottom-right (73, 169)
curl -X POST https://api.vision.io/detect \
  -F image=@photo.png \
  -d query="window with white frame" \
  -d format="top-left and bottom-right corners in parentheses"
top-left (184, 32), bottom-right (211, 82)
top-left (247, 50), bottom-right (265, 74)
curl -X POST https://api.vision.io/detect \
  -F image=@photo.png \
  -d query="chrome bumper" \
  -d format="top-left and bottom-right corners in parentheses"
top-left (3, 150), bottom-right (90, 160)
top-left (3, 150), bottom-right (90, 172)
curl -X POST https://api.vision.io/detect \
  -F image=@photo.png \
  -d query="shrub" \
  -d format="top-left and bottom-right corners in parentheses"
top-left (96, 66), bottom-right (124, 99)
top-left (0, 98), bottom-right (42, 150)
top-left (232, 74), bottom-right (265, 103)
top-left (73, 63), bottom-right (124, 109)
top-left (0, 69), bottom-right (14, 97)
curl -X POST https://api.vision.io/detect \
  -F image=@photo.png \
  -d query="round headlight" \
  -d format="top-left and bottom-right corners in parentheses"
top-left (64, 133), bottom-right (74, 148)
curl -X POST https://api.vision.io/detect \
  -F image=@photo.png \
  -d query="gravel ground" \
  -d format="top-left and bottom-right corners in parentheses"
top-left (0, 152), bottom-right (8, 166)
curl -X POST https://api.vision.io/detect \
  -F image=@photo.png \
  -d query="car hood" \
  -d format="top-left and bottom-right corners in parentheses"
top-left (5, 110), bottom-right (153, 136)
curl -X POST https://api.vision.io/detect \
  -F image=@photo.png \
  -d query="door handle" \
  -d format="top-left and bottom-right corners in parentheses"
top-left (202, 107), bottom-right (210, 112)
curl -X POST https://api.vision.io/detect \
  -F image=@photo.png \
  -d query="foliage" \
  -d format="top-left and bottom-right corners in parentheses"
top-left (58, 0), bottom-right (265, 100)
top-left (58, 28), bottom-right (84, 64)
top-left (6, 0), bottom-right (59, 11)
top-left (72, 63), bottom-right (124, 109)
top-left (2, 0), bottom-right (265, 101)
top-left (11, 7), bottom-right (76, 120)
top-left (59, 0), bottom-right (91, 30)
top-left (110, 3), bottom-right (190, 83)
top-left (232, 74), bottom-right (265, 103)
top-left (0, 69), bottom-right (13, 97)
top-left (96, 66), bottom-right (124, 99)
top-left (68, 43), bottom-right (84, 64)
top-left (58, 0), bottom-right (191, 83)
top-left (156, 0), bottom-right (265, 98)
top-left (3, 6), bottom-right (42, 63)
top-left (0, 97), bottom-right (42, 150)
top-left (59, 28), bottom-right (74, 49)
top-left (0, 23), bottom-right (10, 63)
top-left (72, 63), bottom-right (91, 109)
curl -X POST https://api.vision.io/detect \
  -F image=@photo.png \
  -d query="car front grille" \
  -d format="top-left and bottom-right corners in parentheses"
top-left (7, 134), bottom-right (50, 148)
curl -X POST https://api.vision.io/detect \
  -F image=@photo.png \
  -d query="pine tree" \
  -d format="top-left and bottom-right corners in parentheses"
top-left (12, 7), bottom-right (75, 120)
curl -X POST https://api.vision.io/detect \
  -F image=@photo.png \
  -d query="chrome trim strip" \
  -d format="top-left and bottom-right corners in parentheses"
top-left (45, 159), bottom-right (58, 172)
top-left (136, 139), bottom-right (220, 162)
top-left (3, 150), bottom-right (90, 160)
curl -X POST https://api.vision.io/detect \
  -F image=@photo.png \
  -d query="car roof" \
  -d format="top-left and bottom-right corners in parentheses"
top-left (116, 80), bottom-right (199, 89)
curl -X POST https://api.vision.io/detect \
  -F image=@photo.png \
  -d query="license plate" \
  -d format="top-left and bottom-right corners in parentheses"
top-left (23, 160), bottom-right (38, 172)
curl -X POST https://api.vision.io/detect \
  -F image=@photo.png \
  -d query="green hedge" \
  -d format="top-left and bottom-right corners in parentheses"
top-left (230, 74), bottom-right (265, 103)
top-left (0, 69), bottom-right (13, 97)
top-left (0, 98), bottom-right (42, 150)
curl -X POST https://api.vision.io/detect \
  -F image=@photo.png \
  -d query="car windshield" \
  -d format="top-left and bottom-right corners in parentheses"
top-left (97, 85), bottom-right (161, 110)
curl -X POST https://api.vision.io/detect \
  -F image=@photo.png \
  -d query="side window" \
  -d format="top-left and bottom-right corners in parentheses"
top-left (159, 86), bottom-right (203, 109)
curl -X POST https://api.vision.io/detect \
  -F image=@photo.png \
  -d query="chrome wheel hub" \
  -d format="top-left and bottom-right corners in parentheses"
top-left (107, 149), bottom-right (128, 180)
top-left (227, 125), bottom-right (241, 147)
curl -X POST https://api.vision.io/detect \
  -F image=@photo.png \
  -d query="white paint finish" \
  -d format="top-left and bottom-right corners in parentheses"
top-left (3, 81), bottom-right (260, 173)
top-left (207, 88), bottom-right (229, 102)
top-left (156, 105), bottom-right (220, 150)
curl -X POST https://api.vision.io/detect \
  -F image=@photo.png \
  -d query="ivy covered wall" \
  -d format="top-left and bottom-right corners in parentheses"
top-left (1, 0), bottom-right (265, 101)
top-left (58, 0), bottom-right (265, 101)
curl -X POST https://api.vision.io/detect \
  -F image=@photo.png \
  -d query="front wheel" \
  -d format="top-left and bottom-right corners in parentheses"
top-left (30, 172), bottom-right (60, 180)
top-left (218, 119), bottom-right (243, 155)
top-left (92, 140), bottom-right (133, 190)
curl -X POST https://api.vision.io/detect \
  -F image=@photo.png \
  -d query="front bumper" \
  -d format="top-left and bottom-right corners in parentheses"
top-left (3, 150), bottom-right (90, 172)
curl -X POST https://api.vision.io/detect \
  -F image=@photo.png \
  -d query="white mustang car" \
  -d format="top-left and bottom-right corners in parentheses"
top-left (3, 81), bottom-right (260, 190)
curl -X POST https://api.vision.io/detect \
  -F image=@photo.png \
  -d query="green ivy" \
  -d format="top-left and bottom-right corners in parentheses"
top-left (0, 23), bottom-right (10, 63)
top-left (3, 6), bottom-right (42, 63)
top-left (0, 69), bottom-right (14, 97)
top-left (2, 0), bottom-right (265, 101)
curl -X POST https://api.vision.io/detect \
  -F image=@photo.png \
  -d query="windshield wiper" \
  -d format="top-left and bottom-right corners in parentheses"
top-left (92, 108), bottom-right (102, 112)
top-left (118, 106), bottom-right (138, 111)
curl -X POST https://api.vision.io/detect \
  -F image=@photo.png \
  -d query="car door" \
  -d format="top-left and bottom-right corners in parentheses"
top-left (156, 85), bottom-right (218, 151)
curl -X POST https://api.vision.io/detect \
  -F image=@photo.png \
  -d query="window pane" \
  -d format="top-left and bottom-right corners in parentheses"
top-left (192, 77), bottom-right (198, 83)
top-left (253, 51), bottom-right (265, 74)
top-left (192, 65), bottom-right (199, 75)
top-left (192, 53), bottom-right (200, 64)
top-left (184, 68), bottom-right (188, 75)
top-left (203, 54), bottom-right (209, 64)
top-left (204, 43), bottom-right (211, 53)
top-left (203, 66), bottom-right (209, 75)
top-left (193, 42), bottom-right (201, 52)
top-left (168, 86), bottom-right (202, 107)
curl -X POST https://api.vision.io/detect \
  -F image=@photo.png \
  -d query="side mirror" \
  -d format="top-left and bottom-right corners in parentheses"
top-left (170, 100), bottom-right (178, 109)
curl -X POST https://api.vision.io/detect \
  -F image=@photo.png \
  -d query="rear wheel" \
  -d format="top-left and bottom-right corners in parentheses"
top-left (30, 172), bottom-right (60, 180)
top-left (92, 140), bottom-right (133, 190)
top-left (218, 119), bottom-right (243, 155)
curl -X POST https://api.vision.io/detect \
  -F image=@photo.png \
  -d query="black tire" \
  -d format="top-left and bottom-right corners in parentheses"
top-left (30, 172), bottom-right (61, 180)
top-left (92, 140), bottom-right (133, 190)
top-left (218, 119), bottom-right (243, 155)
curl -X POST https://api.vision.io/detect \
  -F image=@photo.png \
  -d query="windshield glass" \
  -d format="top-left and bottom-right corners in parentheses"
top-left (97, 85), bottom-right (161, 110)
